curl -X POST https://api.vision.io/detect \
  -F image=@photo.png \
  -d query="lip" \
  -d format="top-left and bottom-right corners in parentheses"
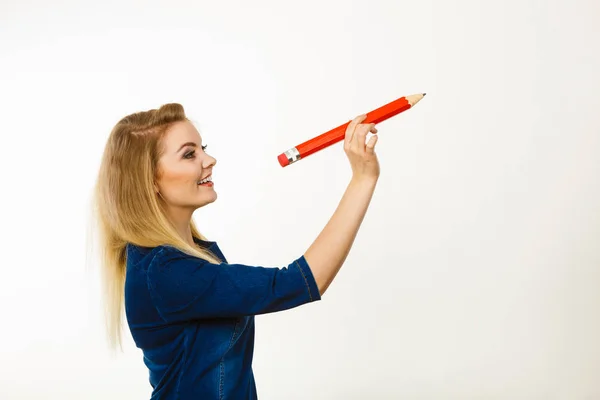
top-left (197, 174), bottom-right (213, 185)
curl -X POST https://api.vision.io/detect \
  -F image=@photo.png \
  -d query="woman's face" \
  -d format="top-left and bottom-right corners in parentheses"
top-left (155, 120), bottom-right (217, 210)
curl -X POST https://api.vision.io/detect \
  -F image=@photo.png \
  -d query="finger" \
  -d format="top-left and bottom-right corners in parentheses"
top-left (365, 133), bottom-right (378, 153)
top-left (345, 114), bottom-right (367, 147)
top-left (351, 123), bottom-right (374, 153)
top-left (367, 123), bottom-right (376, 134)
top-left (345, 115), bottom-right (363, 145)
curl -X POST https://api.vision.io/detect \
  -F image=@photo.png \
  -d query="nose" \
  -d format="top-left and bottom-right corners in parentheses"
top-left (203, 154), bottom-right (217, 169)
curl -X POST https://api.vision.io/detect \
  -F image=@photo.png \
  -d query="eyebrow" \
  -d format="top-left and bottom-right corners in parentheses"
top-left (177, 142), bottom-right (198, 153)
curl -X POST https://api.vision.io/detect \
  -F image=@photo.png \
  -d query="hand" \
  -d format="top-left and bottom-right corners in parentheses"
top-left (344, 114), bottom-right (380, 181)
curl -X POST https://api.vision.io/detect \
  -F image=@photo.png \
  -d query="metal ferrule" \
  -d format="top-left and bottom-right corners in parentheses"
top-left (285, 147), bottom-right (301, 164)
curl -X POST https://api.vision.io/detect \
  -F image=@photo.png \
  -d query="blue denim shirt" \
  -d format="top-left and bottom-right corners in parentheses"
top-left (124, 237), bottom-right (321, 399)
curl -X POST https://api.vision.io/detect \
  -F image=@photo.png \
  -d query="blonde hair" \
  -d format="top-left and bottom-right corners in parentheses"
top-left (91, 103), bottom-right (222, 352)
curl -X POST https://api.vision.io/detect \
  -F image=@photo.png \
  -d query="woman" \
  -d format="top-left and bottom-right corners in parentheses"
top-left (93, 103), bottom-right (380, 399)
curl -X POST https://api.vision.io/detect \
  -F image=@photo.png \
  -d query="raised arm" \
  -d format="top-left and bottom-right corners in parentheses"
top-left (304, 113), bottom-right (380, 295)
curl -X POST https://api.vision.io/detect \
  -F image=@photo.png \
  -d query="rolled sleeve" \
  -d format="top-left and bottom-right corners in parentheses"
top-left (147, 246), bottom-right (321, 322)
top-left (293, 255), bottom-right (321, 303)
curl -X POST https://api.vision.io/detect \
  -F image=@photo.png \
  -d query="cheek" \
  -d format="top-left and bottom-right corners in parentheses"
top-left (158, 165), bottom-right (198, 191)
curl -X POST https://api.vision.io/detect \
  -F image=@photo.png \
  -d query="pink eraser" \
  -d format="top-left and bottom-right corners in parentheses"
top-left (277, 153), bottom-right (289, 167)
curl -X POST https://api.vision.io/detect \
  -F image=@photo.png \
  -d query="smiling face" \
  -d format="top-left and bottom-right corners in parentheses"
top-left (155, 120), bottom-right (217, 210)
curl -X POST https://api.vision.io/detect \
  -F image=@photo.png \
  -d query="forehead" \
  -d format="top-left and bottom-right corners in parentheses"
top-left (161, 121), bottom-right (202, 152)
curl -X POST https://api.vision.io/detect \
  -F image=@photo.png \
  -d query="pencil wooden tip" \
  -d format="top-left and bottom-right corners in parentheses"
top-left (406, 93), bottom-right (426, 106)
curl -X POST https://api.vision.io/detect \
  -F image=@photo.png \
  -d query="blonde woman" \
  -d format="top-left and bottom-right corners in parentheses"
top-left (93, 103), bottom-right (379, 399)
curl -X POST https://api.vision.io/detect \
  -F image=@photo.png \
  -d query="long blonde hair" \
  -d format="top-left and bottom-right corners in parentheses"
top-left (91, 103), bottom-right (222, 352)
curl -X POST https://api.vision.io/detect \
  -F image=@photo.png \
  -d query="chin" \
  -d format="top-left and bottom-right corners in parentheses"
top-left (196, 192), bottom-right (217, 208)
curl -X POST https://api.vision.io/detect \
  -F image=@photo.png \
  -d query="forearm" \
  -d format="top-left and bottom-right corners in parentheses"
top-left (303, 176), bottom-right (377, 295)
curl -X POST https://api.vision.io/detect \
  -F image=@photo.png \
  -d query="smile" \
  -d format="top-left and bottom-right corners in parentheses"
top-left (197, 175), bottom-right (213, 185)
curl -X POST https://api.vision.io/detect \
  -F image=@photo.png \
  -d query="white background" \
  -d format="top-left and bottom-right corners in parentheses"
top-left (1, 0), bottom-right (599, 398)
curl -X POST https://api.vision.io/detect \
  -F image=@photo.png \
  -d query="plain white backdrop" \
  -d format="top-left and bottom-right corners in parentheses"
top-left (1, 0), bottom-right (599, 398)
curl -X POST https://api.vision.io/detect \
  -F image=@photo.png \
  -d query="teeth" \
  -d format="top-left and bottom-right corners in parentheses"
top-left (198, 176), bottom-right (212, 185)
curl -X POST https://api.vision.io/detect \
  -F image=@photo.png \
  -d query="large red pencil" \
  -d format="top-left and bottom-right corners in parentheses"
top-left (277, 93), bottom-right (426, 167)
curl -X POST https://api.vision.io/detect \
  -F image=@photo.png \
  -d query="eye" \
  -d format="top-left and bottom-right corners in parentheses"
top-left (183, 150), bottom-right (196, 159)
top-left (201, 144), bottom-right (208, 151)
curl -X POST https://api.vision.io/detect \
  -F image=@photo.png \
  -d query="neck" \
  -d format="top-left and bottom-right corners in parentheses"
top-left (164, 205), bottom-right (196, 247)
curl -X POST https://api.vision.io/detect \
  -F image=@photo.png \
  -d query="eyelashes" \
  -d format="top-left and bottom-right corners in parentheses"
top-left (184, 145), bottom-right (208, 159)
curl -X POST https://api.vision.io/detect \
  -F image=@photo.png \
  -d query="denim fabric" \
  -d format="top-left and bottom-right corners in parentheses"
top-left (124, 237), bottom-right (321, 399)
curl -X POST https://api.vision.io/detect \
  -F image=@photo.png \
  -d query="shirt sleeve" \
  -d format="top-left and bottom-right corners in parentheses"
top-left (146, 246), bottom-right (321, 322)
